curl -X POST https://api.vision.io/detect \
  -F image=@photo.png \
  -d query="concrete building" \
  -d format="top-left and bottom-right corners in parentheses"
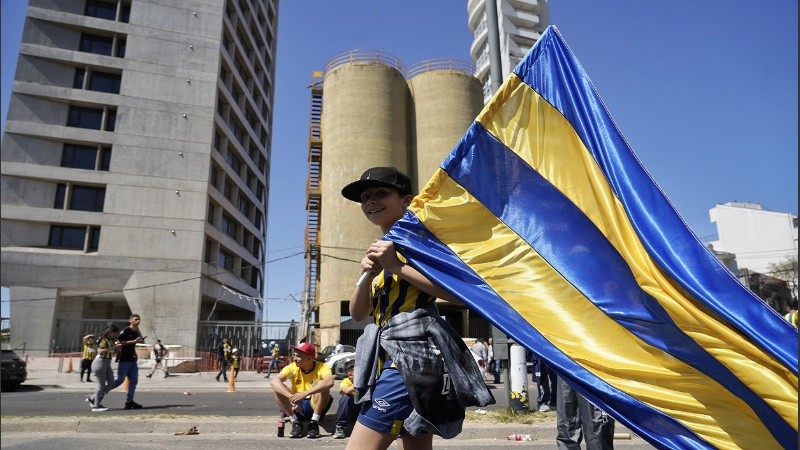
top-left (708, 202), bottom-right (798, 307)
top-left (1, 0), bottom-right (279, 354)
top-left (467, 0), bottom-right (549, 102)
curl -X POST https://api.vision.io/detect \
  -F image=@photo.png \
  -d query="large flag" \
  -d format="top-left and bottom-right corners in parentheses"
top-left (385, 25), bottom-right (798, 449)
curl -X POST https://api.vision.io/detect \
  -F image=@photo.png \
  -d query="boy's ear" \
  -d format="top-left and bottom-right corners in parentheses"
top-left (402, 194), bottom-right (413, 207)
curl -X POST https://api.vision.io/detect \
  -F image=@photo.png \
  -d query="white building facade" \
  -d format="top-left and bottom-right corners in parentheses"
top-left (709, 202), bottom-right (798, 305)
top-left (467, 0), bottom-right (549, 102)
top-left (1, 0), bottom-right (279, 354)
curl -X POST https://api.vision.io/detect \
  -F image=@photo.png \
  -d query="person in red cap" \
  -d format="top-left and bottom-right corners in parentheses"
top-left (271, 342), bottom-right (333, 439)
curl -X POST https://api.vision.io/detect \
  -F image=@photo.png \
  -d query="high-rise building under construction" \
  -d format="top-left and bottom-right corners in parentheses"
top-left (1, 0), bottom-right (279, 354)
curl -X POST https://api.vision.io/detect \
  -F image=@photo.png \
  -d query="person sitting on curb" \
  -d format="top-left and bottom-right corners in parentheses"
top-left (333, 360), bottom-right (358, 439)
top-left (271, 342), bottom-right (333, 439)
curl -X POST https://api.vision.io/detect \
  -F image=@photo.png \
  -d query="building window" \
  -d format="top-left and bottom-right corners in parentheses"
top-left (61, 144), bottom-right (111, 170)
top-left (210, 165), bottom-right (219, 189)
top-left (254, 210), bottom-right (262, 231)
top-left (207, 203), bottom-right (215, 224)
top-left (100, 146), bottom-right (112, 170)
top-left (204, 239), bottom-right (212, 263)
top-left (54, 184), bottom-right (67, 209)
top-left (218, 248), bottom-right (234, 271)
top-left (250, 267), bottom-right (261, 290)
top-left (61, 144), bottom-right (96, 170)
top-left (223, 181), bottom-right (233, 202)
top-left (116, 37), bottom-right (126, 58)
top-left (226, 151), bottom-right (241, 175)
top-left (105, 109), bottom-right (116, 131)
top-left (120, 3), bottom-right (130, 22)
top-left (67, 106), bottom-right (103, 129)
top-left (67, 106), bottom-right (116, 131)
top-left (53, 183), bottom-right (105, 212)
top-left (70, 185), bottom-right (106, 212)
top-left (213, 131), bottom-right (223, 152)
top-left (88, 226), bottom-right (101, 251)
top-left (221, 213), bottom-right (237, 239)
top-left (79, 33), bottom-right (125, 57)
top-left (237, 195), bottom-right (250, 217)
top-left (258, 152), bottom-right (266, 174)
top-left (87, 70), bottom-right (122, 94)
top-left (48, 225), bottom-right (86, 249)
top-left (47, 225), bottom-right (100, 251)
top-left (79, 33), bottom-right (113, 55)
top-left (74, 68), bottom-right (86, 90)
top-left (85, 0), bottom-right (118, 21)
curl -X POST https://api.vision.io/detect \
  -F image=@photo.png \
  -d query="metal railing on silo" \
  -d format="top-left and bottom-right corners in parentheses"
top-left (405, 59), bottom-right (477, 79)
top-left (324, 49), bottom-right (405, 75)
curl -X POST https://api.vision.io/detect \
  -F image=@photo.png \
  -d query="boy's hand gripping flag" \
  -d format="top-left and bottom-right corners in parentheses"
top-left (385, 25), bottom-right (798, 449)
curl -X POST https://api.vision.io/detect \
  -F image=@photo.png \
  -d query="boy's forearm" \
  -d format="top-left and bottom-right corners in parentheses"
top-left (349, 282), bottom-right (372, 320)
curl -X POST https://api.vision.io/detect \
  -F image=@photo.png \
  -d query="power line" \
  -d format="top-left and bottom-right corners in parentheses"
top-left (4, 251), bottom-right (304, 305)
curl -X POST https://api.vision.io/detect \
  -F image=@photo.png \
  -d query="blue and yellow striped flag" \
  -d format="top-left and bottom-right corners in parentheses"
top-left (385, 26), bottom-right (798, 449)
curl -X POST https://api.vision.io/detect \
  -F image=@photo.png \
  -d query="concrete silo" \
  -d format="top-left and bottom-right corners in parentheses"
top-left (317, 50), bottom-right (412, 346)
top-left (407, 60), bottom-right (483, 191)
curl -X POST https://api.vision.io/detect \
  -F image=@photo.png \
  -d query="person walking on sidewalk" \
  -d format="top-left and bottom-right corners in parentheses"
top-left (86, 324), bottom-right (120, 412)
top-left (80, 334), bottom-right (97, 383)
top-left (146, 339), bottom-right (169, 378)
top-left (231, 348), bottom-right (240, 379)
top-left (112, 314), bottom-right (146, 410)
top-left (215, 337), bottom-right (232, 382)
top-left (265, 341), bottom-right (281, 378)
top-left (271, 342), bottom-right (333, 439)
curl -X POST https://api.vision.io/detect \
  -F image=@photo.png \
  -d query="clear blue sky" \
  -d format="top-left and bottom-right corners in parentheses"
top-left (2, 1), bottom-right (797, 321)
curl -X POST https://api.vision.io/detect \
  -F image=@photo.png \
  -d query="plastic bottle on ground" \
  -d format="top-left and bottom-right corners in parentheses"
top-left (506, 433), bottom-right (532, 441)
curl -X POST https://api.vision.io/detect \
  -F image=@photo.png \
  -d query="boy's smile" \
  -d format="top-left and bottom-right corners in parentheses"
top-left (359, 187), bottom-right (411, 232)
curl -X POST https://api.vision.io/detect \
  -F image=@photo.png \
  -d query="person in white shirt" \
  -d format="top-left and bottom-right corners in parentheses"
top-left (146, 339), bottom-right (169, 378)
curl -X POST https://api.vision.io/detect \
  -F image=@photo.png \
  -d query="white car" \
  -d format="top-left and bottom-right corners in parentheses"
top-left (326, 352), bottom-right (356, 380)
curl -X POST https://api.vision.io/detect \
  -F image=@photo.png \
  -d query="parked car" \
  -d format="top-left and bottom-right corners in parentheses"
top-left (1, 349), bottom-right (27, 391)
top-left (331, 353), bottom-right (356, 380)
top-left (316, 344), bottom-right (355, 362)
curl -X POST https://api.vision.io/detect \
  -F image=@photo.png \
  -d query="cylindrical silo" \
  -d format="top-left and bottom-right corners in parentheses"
top-left (317, 50), bottom-right (412, 347)
top-left (407, 60), bottom-right (483, 191)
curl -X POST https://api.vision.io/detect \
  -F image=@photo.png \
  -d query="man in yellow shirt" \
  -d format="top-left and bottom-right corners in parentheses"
top-left (271, 342), bottom-right (333, 439)
top-left (785, 306), bottom-right (798, 328)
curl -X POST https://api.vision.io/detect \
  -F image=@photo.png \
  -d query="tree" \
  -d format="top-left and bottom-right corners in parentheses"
top-left (768, 256), bottom-right (798, 305)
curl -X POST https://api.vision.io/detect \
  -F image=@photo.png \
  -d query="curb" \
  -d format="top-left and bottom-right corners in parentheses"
top-left (0, 416), bottom-right (559, 441)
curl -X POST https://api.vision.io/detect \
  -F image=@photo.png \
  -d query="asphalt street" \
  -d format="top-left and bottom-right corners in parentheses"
top-left (1, 359), bottom-right (653, 449)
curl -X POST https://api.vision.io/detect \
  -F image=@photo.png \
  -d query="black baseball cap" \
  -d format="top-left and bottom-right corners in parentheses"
top-left (341, 167), bottom-right (413, 202)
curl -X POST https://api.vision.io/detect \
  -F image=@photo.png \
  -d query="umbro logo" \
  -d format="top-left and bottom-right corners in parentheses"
top-left (375, 399), bottom-right (390, 408)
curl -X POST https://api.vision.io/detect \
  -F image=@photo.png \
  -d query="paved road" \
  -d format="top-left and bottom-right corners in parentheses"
top-left (1, 383), bottom-right (284, 416)
top-left (1, 361), bottom-right (653, 449)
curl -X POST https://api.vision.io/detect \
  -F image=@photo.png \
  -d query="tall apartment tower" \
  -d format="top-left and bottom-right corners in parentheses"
top-left (467, 0), bottom-right (549, 102)
top-left (0, 0), bottom-right (279, 354)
